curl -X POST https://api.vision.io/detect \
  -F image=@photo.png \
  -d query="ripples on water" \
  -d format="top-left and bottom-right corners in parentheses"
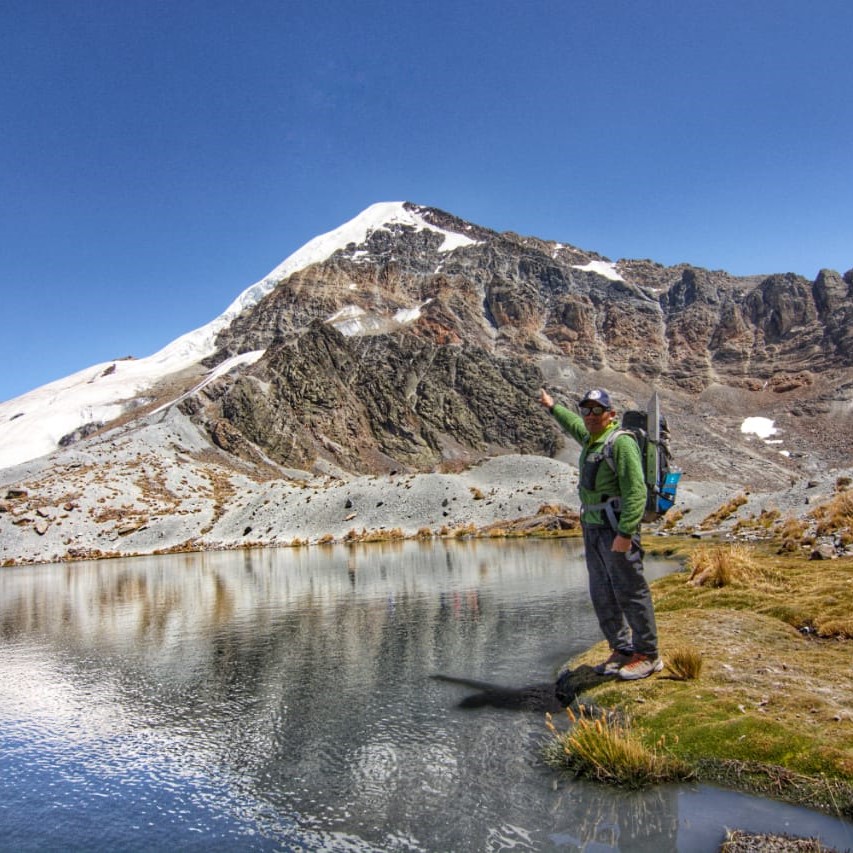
top-left (1, 540), bottom-right (851, 852)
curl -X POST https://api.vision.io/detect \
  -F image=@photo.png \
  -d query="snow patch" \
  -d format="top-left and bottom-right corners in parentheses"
top-left (326, 299), bottom-right (433, 335)
top-left (741, 417), bottom-right (778, 439)
top-left (151, 350), bottom-right (265, 416)
top-left (394, 299), bottom-right (432, 325)
top-left (326, 305), bottom-right (366, 324)
top-left (326, 305), bottom-right (369, 336)
top-left (572, 260), bottom-right (624, 282)
top-left (372, 204), bottom-right (478, 254)
top-left (741, 416), bottom-right (789, 456)
top-left (436, 231), bottom-right (477, 253)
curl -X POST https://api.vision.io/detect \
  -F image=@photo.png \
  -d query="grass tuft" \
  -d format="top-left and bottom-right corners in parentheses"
top-left (544, 705), bottom-right (694, 789)
top-left (665, 646), bottom-right (703, 680)
top-left (810, 491), bottom-right (853, 546)
top-left (778, 516), bottom-right (811, 552)
top-left (700, 494), bottom-right (748, 528)
top-left (687, 542), bottom-right (763, 587)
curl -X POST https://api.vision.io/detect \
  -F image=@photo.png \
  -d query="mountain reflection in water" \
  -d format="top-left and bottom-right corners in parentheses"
top-left (1, 539), bottom-right (851, 852)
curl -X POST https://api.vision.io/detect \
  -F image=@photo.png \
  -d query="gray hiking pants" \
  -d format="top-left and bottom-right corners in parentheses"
top-left (581, 524), bottom-right (659, 657)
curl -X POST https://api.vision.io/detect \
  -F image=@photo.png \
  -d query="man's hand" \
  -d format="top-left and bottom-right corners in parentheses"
top-left (539, 388), bottom-right (554, 409)
top-left (611, 534), bottom-right (632, 553)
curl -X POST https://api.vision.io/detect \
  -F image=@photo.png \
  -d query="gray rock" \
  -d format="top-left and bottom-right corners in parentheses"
top-left (809, 543), bottom-right (836, 560)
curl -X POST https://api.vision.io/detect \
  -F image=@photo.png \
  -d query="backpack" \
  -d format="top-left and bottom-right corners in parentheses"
top-left (601, 408), bottom-right (680, 523)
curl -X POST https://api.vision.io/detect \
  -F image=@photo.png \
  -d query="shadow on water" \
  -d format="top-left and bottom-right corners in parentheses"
top-left (431, 674), bottom-right (565, 712)
top-left (432, 664), bottom-right (612, 712)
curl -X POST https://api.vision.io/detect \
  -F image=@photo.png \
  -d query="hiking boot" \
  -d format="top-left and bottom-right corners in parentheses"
top-left (593, 649), bottom-right (633, 676)
top-left (618, 653), bottom-right (664, 681)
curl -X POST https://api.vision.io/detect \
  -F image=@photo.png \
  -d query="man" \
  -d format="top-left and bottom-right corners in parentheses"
top-left (539, 386), bottom-right (662, 680)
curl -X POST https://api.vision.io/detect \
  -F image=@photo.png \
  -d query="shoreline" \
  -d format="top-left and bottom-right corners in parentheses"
top-left (5, 444), bottom-right (847, 568)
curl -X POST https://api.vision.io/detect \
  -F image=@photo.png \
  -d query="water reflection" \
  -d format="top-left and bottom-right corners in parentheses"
top-left (0, 540), bottom-right (850, 852)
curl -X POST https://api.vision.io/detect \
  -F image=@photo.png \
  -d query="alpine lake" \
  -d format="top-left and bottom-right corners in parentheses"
top-left (1, 538), bottom-right (851, 852)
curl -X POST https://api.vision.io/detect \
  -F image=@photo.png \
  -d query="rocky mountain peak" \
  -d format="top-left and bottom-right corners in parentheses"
top-left (164, 202), bottom-right (850, 486)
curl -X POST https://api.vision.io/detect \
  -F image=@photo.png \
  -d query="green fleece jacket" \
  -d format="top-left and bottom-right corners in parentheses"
top-left (550, 403), bottom-right (646, 535)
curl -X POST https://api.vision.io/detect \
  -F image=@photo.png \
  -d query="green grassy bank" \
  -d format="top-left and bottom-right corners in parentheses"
top-left (545, 533), bottom-right (853, 820)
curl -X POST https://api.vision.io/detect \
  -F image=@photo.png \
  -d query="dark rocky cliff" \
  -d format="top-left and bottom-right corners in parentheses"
top-left (196, 320), bottom-right (555, 474)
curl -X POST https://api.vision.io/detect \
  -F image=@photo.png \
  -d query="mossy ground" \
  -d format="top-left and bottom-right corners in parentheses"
top-left (555, 535), bottom-right (853, 818)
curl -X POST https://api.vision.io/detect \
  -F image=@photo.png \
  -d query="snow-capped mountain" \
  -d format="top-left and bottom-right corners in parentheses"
top-left (0, 203), bottom-right (480, 469)
top-left (1, 199), bottom-right (851, 480)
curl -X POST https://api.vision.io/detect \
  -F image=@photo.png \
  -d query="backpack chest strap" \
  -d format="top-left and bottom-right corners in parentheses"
top-left (580, 495), bottom-right (622, 530)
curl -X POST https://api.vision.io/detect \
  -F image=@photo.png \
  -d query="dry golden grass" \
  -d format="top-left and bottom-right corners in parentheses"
top-left (778, 516), bottom-right (811, 552)
top-left (756, 508), bottom-right (781, 527)
top-left (197, 464), bottom-right (236, 535)
top-left (544, 705), bottom-right (694, 788)
top-left (734, 508), bottom-right (781, 534)
top-left (811, 491), bottom-right (853, 546)
top-left (662, 540), bottom-right (851, 638)
top-left (342, 527), bottom-right (406, 543)
top-left (665, 646), bottom-right (703, 680)
top-left (536, 502), bottom-right (571, 516)
top-left (686, 542), bottom-right (779, 589)
top-left (700, 494), bottom-right (748, 528)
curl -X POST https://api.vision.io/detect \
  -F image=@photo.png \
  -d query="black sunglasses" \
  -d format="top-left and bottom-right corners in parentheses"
top-left (579, 404), bottom-right (607, 416)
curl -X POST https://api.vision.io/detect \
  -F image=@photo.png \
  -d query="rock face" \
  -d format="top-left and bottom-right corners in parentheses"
top-left (176, 203), bottom-right (852, 480)
top-left (194, 320), bottom-right (556, 474)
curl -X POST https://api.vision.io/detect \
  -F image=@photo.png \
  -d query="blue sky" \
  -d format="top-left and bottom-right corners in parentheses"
top-left (2, 0), bottom-right (851, 404)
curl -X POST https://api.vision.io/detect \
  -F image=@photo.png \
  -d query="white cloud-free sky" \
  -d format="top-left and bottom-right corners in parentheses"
top-left (2, 0), bottom-right (852, 405)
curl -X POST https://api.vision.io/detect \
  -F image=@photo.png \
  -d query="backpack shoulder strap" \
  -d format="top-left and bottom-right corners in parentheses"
top-left (601, 428), bottom-right (633, 473)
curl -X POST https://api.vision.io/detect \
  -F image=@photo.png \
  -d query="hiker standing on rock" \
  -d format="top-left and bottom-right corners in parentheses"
top-left (539, 387), bottom-right (662, 680)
